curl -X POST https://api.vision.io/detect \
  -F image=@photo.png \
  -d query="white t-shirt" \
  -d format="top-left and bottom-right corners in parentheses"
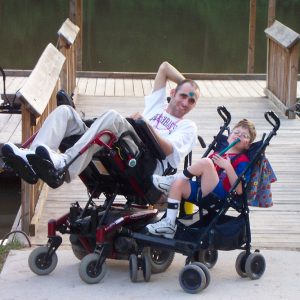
top-left (142, 87), bottom-right (197, 174)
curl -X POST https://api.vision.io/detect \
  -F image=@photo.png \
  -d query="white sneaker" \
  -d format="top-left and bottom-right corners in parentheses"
top-left (146, 217), bottom-right (177, 239)
top-left (152, 174), bottom-right (177, 195)
top-left (2, 142), bottom-right (34, 163)
top-left (35, 144), bottom-right (65, 169)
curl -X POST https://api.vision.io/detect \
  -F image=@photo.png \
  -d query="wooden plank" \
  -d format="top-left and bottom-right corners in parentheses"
top-left (265, 20), bottom-right (300, 49)
top-left (238, 80), bottom-right (261, 97)
top-left (0, 114), bottom-right (12, 132)
top-left (57, 18), bottom-right (80, 45)
top-left (1, 77), bottom-right (15, 101)
top-left (85, 78), bottom-right (97, 95)
top-left (268, 0), bottom-right (276, 27)
top-left (77, 77), bottom-right (88, 94)
top-left (105, 78), bottom-right (115, 96)
top-left (195, 80), bottom-right (213, 97)
top-left (202, 80), bottom-right (222, 97)
top-left (0, 114), bottom-right (21, 145)
top-left (115, 79), bottom-right (124, 96)
top-left (141, 79), bottom-right (152, 96)
top-left (133, 79), bottom-right (144, 96)
top-left (247, 0), bottom-right (256, 73)
top-left (256, 80), bottom-right (266, 89)
top-left (69, 0), bottom-right (83, 71)
top-left (244, 80), bottom-right (264, 96)
top-left (223, 80), bottom-right (242, 97)
top-left (95, 78), bottom-right (105, 96)
top-left (124, 79), bottom-right (134, 96)
top-left (212, 80), bottom-right (232, 97)
top-left (5, 77), bottom-right (27, 94)
top-left (17, 43), bottom-right (65, 116)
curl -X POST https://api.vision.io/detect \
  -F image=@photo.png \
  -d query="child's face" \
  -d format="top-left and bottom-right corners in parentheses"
top-left (228, 126), bottom-right (251, 150)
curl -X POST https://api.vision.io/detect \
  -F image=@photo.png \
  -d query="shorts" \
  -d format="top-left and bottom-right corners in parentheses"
top-left (186, 179), bottom-right (224, 206)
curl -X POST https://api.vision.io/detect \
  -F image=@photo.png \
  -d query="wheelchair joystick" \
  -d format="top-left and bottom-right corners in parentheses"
top-left (128, 158), bottom-right (137, 167)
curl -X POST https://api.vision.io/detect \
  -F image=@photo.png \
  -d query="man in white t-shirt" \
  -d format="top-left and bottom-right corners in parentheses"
top-left (2, 62), bottom-right (200, 188)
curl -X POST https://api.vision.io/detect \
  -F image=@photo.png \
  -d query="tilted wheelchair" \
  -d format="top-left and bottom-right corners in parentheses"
top-left (26, 106), bottom-right (185, 277)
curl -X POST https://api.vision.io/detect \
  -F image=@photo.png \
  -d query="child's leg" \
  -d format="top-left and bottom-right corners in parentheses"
top-left (165, 158), bottom-right (219, 222)
top-left (165, 179), bottom-right (192, 224)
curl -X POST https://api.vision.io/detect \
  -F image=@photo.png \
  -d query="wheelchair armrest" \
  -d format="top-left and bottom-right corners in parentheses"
top-left (126, 118), bottom-right (166, 161)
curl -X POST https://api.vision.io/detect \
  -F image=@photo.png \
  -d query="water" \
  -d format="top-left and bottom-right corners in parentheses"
top-left (0, 0), bottom-right (299, 73)
top-left (0, 176), bottom-right (21, 239)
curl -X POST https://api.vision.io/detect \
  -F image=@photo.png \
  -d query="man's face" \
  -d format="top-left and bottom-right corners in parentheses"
top-left (167, 82), bottom-right (199, 118)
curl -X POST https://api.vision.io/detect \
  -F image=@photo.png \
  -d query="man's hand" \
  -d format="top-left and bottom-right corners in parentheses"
top-left (129, 112), bottom-right (174, 157)
top-left (129, 112), bottom-right (144, 120)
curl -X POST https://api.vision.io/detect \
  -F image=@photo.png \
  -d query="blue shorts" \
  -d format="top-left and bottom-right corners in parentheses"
top-left (186, 179), bottom-right (224, 206)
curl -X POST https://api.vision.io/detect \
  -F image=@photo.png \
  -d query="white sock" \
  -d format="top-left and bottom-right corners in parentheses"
top-left (166, 198), bottom-right (180, 225)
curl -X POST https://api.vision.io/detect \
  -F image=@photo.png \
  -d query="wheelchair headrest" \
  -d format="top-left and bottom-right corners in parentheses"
top-left (126, 118), bottom-right (166, 161)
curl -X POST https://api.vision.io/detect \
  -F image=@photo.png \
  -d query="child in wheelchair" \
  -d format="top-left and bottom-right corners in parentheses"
top-left (147, 119), bottom-right (256, 238)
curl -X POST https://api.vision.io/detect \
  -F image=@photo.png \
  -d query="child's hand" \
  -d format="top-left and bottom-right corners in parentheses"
top-left (211, 154), bottom-right (231, 170)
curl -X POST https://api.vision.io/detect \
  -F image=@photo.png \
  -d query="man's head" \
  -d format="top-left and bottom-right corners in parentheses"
top-left (167, 79), bottom-right (200, 118)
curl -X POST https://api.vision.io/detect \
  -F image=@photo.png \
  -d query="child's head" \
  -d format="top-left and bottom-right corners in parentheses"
top-left (233, 119), bottom-right (256, 143)
top-left (228, 119), bottom-right (256, 150)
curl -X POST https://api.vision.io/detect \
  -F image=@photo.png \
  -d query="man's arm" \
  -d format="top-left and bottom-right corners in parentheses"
top-left (130, 112), bottom-right (173, 156)
top-left (152, 61), bottom-right (185, 92)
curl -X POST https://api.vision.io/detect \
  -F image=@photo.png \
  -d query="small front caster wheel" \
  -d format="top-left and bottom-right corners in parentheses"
top-left (79, 253), bottom-right (107, 284)
top-left (28, 246), bottom-right (58, 275)
top-left (235, 251), bottom-right (248, 278)
top-left (245, 252), bottom-right (266, 280)
top-left (191, 262), bottom-right (211, 289)
top-left (141, 254), bottom-right (151, 282)
top-left (179, 264), bottom-right (207, 294)
top-left (129, 254), bottom-right (138, 282)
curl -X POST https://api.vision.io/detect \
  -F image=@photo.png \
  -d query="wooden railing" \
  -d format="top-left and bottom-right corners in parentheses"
top-left (264, 20), bottom-right (300, 119)
top-left (17, 43), bottom-right (65, 234)
top-left (15, 19), bottom-right (79, 235)
top-left (57, 18), bottom-right (80, 98)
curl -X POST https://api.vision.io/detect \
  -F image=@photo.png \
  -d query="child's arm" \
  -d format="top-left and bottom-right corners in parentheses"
top-left (212, 154), bottom-right (243, 195)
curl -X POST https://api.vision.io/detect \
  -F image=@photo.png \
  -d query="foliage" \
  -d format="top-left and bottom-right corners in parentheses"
top-left (0, 0), bottom-right (299, 72)
top-left (0, 240), bottom-right (24, 273)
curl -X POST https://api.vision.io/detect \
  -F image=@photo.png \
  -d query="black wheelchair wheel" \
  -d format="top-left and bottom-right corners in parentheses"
top-left (195, 248), bottom-right (218, 269)
top-left (129, 254), bottom-right (138, 282)
top-left (191, 262), bottom-right (211, 289)
top-left (141, 254), bottom-right (151, 282)
top-left (71, 243), bottom-right (88, 260)
top-left (245, 252), bottom-right (266, 280)
top-left (143, 246), bottom-right (175, 274)
top-left (235, 250), bottom-right (248, 278)
top-left (179, 264), bottom-right (206, 294)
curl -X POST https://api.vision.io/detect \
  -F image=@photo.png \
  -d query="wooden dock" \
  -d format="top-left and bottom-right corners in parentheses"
top-left (1, 76), bottom-right (300, 250)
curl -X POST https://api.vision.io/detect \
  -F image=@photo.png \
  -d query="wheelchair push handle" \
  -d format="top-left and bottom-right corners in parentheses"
top-left (217, 106), bottom-right (231, 127)
top-left (264, 111), bottom-right (280, 132)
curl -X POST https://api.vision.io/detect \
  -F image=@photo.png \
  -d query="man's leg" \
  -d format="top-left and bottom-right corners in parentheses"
top-left (59, 110), bottom-right (141, 181)
top-left (1, 105), bottom-right (87, 184)
top-left (30, 105), bottom-right (87, 151)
